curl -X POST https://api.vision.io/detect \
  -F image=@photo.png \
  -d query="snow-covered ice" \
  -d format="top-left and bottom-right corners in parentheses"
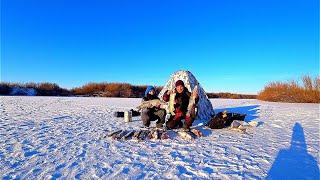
top-left (0, 96), bottom-right (319, 179)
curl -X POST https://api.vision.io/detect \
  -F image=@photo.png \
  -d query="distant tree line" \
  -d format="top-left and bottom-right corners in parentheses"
top-left (0, 82), bottom-right (256, 99)
top-left (71, 82), bottom-right (162, 98)
top-left (2, 76), bottom-right (319, 103)
top-left (0, 82), bottom-right (70, 96)
top-left (207, 92), bottom-right (257, 99)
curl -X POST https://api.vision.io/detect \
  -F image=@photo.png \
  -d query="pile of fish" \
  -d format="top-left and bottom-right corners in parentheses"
top-left (107, 128), bottom-right (203, 141)
top-left (107, 129), bottom-right (169, 141)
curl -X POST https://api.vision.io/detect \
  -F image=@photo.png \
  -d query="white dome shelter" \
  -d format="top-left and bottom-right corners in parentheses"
top-left (158, 70), bottom-right (215, 121)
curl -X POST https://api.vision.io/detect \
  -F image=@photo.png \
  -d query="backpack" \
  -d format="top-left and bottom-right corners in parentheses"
top-left (206, 112), bottom-right (226, 129)
top-left (206, 112), bottom-right (246, 129)
top-left (114, 109), bottom-right (141, 117)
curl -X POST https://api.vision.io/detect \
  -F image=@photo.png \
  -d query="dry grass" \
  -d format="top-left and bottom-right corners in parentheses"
top-left (71, 82), bottom-right (151, 97)
top-left (258, 75), bottom-right (320, 103)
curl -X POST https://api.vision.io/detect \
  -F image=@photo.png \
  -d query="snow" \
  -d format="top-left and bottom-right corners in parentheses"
top-left (0, 96), bottom-right (319, 179)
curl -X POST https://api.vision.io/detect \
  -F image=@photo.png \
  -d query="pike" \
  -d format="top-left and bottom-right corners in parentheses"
top-left (148, 129), bottom-right (161, 140)
top-left (168, 92), bottom-right (176, 115)
top-left (138, 130), bottom-right (150, 140)
top-left (133, 130), bottom-right (142, 140)
top-left (191, 129), bottom-right (203, 137)
top-left (136, 99), bottom-right (167, 111)
top-left (177, 131), bottom-right (196, 140)
top-left (108, 130), bottom-right (122, 138)
top-left (122, 130), bottom-right (135, 140)
top-left (153, 129), bottom-right (160, 140)
top-left (160, 131), bottom-right (169, 140)
top-left (114, 130), bottom-right (129, 140)
top-left (186, 85), bottom-right (198, 118)
top-left (148, 129), bottom-right (156, 139)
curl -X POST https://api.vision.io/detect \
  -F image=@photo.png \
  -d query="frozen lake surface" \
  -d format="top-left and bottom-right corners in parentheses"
top-left (0, 96), bottom-right (319, 179)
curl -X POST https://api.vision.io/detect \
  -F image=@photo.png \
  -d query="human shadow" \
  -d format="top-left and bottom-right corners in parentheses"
top-left (214, 105), bottom-right (260, 122)
top-left (267, 123), bottom-right (320, 179)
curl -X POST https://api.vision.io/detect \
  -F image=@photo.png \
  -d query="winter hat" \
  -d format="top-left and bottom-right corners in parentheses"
top-left (144, 86), bottom-right (155, 97)
top-left (175, 80), bottom-right (185, 87)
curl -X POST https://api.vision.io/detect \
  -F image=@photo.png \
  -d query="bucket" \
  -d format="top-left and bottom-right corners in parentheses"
top-left (124, 111), bottom-right (132, 122)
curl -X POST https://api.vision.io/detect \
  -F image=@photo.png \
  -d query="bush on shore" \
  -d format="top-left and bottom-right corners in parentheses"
top-left (257, 75), bottom-right (320, 103)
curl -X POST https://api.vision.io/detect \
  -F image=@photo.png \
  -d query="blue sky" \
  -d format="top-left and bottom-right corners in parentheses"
top-left (1, 0), bottom-right (319, 94)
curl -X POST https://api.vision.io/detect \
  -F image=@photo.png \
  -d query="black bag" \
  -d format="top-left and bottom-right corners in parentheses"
top-left (114, 109), bottom-right (141, 117)
top-left (224, 112), bottom-right (246, 126)
top-left (207, 112), bottom-right (246, 129)
top-left (207, 112), bottom-right (226, 129)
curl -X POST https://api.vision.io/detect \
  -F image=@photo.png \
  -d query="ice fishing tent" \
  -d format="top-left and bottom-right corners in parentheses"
top-left (158, 70), bottom-right (215, 121)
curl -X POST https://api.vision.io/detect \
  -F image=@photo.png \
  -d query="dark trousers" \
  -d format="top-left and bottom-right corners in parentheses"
top-left (141, 109), bottom-right (166, 127)
top-left (166, 109), bottom-right (195, 129)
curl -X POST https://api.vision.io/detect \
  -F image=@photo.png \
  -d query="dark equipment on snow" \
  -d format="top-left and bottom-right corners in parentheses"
top-left (206, 111), bottom-right (246, 129)
top-left (114, 109), bottom-right (141, 117)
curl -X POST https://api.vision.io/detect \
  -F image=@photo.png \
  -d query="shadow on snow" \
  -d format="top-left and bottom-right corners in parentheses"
top-left (267, 122), bottom-right (320, 179)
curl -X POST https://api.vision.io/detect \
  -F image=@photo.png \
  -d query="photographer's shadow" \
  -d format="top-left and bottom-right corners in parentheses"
top-left (267, 123), bottom-right (320, 179)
